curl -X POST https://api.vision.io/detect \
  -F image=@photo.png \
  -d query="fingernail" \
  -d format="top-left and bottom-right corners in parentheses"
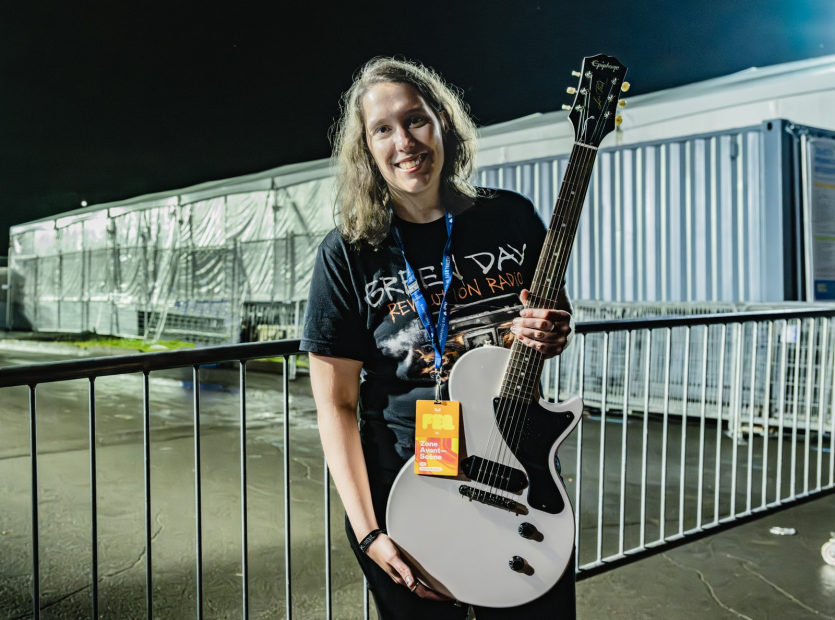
top-left (510, 326), bottom-right (519, 334)
top-left (405, 576), bottom-right (412, 586)
top-left (512, 318), bottom-right (520, 325)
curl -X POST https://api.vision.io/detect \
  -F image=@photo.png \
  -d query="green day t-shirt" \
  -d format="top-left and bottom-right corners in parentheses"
top-left (300, 189), bottom-right (548, 477)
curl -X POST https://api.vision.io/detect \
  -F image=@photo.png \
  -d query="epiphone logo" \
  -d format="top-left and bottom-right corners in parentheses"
top-left (591, 60), bottom-right (619, 71)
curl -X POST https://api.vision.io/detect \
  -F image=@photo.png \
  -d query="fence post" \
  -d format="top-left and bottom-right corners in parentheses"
top-left (89, 378), bottom-right (99, 618)
top-left (240, 361), bottom-right (250, 619)
top-left (142, 372), bottom-right (153, 620)
top-left (574, 334), bottom-right (585, 572)
top-left (713, 324), bottom-right (727, 524)
top-left (659, 328), bottom-right (672, 541)
top-left (815, 319), bottom-right (828, 492)
top-left (802, 318), bottom-right (816, 495)
top-left (760, 322), bottom-right (774, 509)
top-left (283, 356), bottom-right (293, 620)
top-left (29, 385), bottom-right (40, 620)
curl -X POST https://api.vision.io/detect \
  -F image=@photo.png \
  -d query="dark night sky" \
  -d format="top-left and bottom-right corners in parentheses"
top-left (1, 0), bottom-right (834, 250)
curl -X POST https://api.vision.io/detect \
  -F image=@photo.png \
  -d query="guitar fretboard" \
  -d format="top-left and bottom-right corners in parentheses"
top-left (499, 143), bottom-right (598, 403)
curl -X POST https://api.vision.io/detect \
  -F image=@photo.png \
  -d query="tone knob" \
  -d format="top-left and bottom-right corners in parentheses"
top-left (518, 522), bottom-right (536, 539)
top-left (509, 556), bottom-right (527, 572)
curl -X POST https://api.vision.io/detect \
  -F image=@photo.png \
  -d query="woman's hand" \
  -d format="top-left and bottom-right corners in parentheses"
top-left (511, 289), bottom-right (573, 360)
top-left (365, 533), bottom-right (452, 601)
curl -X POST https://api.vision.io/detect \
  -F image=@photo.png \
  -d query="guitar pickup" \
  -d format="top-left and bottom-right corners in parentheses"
top-left (461, 456), bottom-right (528, 493)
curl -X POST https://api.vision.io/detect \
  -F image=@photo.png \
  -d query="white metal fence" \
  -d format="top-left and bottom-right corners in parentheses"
top-left (549, 308), bottom-right (835, 572)
top-left (564, 302), bottom-right (835, 428)
top-left (1, 308), bottom-right (833, 618)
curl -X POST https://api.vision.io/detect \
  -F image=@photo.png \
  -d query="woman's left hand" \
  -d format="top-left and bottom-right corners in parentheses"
top-left (511, 289), bottom-right (573, 360)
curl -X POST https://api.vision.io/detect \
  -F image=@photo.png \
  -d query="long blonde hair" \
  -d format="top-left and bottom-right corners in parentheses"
top-left (331, 57), bottom-right (480, 247)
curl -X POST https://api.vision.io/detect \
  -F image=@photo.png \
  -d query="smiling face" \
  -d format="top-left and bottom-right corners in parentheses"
top-left (362, 81), bottom-right (446, 211)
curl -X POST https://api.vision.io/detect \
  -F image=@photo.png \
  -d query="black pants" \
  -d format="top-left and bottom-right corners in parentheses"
top-left (346, 514), bottom-right (576, 620)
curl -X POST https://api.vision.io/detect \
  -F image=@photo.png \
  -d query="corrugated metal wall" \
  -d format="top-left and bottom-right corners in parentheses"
top-left (478, 125), bottom-right (767, 303)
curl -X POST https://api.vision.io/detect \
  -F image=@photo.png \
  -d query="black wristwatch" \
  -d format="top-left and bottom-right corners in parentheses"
top-left (359, 528), bottom-right (387, 554)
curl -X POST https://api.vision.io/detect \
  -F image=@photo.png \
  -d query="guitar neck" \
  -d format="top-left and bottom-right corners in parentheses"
top-left (499, 143), bottom-right (598, 402)
top-left (496, 52), bottom-right (628, 402)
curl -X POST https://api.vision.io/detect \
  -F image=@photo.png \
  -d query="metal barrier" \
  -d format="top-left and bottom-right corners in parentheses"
top-left (547, 307), bottom-right (835, 573)
top-left (567, 301), bottom-right (835, 425)
top-left (0, 341), bottom-right (303, 620)
top-left (1, 308), bottom-right (834, 618)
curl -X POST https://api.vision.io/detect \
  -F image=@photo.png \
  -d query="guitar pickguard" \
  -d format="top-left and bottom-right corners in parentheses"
top-left (492, 397), bottom-right (574, 514)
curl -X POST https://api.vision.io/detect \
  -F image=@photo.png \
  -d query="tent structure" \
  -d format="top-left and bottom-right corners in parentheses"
top-left (8, 54), bottom-right (835, 343)
top-left (8, 160), bottom-right (335, 343)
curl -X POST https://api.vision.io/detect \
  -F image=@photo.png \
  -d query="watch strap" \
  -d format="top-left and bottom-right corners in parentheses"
top-left (359, 528), bottom-right (387, 554)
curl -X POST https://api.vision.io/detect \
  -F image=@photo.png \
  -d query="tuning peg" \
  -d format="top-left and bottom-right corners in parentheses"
top-left (561, 104), bottom-right (572, 111)
top-left (566, 87), bottom-right (576, 95)
top-left (571, 70), bottom-right (582, 77)
top-left (615, 116), bottom-right (623, 126)
top-left (621, 81), bottom-right (630, 92)
top-left (618, 100), bottom-right (627, 108)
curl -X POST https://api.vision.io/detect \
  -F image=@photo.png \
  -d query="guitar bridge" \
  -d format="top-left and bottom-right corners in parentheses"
top-left (458, 485), bottom-right (527, 514)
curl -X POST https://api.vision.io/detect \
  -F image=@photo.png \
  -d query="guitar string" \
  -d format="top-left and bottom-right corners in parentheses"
top-left (495, 155), bottom-right (591, 500)
top-left (502, 79), bottom-right (619, 479)
top-left (494, 77), bottom-right (592, 498)
top-left (489, 77), bottom-right (618, 499)
top-left (490, 143), bottom-right (595, 499)
top-left (477, 146), bottom-right (580, 498)
top-left (487, 147), bottom-right (588, 499)
top-left (480, 133), bottom-right (591, 499)
top-left (502, 82), bottom-right (617, 474)
top-left (487, 79), bottom-right (600, 499)
top-left (483, 95), bottom-right (599, 501)
top-left (501, 147), bottom-right (597, 467)
top-left (474, 71), bottom-right (621, 501)
top-left (481, 135), bottom-right (593, 500)
top-left (469, 187), bottom-right (570, 496)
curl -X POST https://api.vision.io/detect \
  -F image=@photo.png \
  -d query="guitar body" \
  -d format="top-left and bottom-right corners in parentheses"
top-left (386, 345), bottom-right (583, 607)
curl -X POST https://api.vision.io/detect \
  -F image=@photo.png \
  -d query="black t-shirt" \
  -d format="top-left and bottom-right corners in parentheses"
top-left (300, 189), bottom-right (548, 483)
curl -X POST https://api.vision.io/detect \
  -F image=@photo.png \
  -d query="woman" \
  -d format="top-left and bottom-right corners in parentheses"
top-left (300, 57), bottom-right (575, 619)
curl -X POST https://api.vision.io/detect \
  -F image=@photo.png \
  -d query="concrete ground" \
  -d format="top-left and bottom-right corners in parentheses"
top-left (577, 494), bottom-right (835, 619)
top-left (0, 341), bottom-right (833, 619)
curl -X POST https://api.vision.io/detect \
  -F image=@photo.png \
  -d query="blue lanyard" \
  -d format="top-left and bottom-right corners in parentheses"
top-left (390, 211), bottom-right (455, 391)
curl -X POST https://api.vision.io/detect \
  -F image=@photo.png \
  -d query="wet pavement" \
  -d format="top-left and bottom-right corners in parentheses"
top-left (0, 344), bottom-right (833, 619)
top-left (0, 347), bottom-right (366, 620)
top-left (578, 494), bottom-right (835, 619)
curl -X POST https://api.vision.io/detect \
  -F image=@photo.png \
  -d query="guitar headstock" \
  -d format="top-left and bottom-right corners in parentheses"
top-left (562, 54), bottom-right (629, 148)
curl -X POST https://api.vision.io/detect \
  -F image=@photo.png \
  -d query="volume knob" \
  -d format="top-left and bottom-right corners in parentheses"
top-left (518, 522), bottom-right (536, 539)
top-left (509, 556), bottom-right (527, 572)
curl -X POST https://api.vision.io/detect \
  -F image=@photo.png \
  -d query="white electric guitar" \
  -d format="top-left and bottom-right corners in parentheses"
top-left (387, 54), bottom-right (629, 607)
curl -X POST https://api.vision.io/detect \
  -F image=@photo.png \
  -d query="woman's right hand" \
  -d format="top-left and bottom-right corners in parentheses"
top-left (365, 533), bottom-right (453, 602)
